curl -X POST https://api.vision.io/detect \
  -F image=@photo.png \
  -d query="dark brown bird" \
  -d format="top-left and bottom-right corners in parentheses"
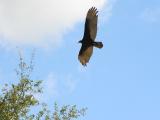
top-left (78, 7), bottom-right (103, 66)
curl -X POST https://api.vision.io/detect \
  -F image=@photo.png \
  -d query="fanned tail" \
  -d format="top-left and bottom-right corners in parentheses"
top-left (92, 42), bottom-right (103, 48)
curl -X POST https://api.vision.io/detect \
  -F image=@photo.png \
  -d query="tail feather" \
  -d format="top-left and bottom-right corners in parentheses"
top-left (92, 42), bottom-right (103, 48)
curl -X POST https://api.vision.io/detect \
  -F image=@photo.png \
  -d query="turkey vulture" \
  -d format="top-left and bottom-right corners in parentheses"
top-left (78, 7), bottom-right (103, 66)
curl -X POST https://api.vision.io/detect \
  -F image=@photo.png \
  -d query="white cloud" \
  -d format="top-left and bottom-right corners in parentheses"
top-left (99, 0), bottom-right (116, 24)
top-left (65, 74), bottom-right (77, 93)
top-left (36, 72), bottom-right (78, 103)
top-left (43, 73), bottom-right (58, 96)
top-left (35, 73), bottom-right (59, 102)
top-left (140, 8), bottom-right (160, 23)
top-left (0, 0), bottom-right (109, 48)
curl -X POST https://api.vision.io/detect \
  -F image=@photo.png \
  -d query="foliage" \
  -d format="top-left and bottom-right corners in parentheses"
top-left (0, 51), bottom-right (86, 120)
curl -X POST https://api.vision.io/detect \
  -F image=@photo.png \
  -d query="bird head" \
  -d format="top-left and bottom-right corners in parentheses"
top-left (78, 40), bottom-right (82, 43)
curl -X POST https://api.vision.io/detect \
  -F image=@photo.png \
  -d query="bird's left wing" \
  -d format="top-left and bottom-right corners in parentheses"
top-left (78, 46), bottom-right (93, 66)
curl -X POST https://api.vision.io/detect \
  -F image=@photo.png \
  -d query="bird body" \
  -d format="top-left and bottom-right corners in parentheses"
top-left (78, 7), bottom-right (103, 66)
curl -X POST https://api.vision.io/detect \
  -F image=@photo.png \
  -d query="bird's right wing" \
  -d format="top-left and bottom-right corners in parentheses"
top-left (87, 7), bottom-right (98, 40)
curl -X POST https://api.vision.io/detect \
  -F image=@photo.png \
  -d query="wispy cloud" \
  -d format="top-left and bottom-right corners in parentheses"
top-left (99, 0), bottom-right (116, 24)
top-left (36, 72), bottom-right (78, 103)
top-left (140, 8), bottom-right (160, 23)
top-left (35, 73), bottom-right (59, 102)
top-left (43, 73), bottom-right (59, 96)
top-left (65, 74), bottom-right (77, 93)
top-left (0, 0), bottom-right (110, 48)
top-left (0, 69), bottom-right (3, 85)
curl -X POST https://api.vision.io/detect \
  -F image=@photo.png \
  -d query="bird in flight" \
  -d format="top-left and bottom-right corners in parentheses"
top-left (78, 7), bottom-right (103, 66)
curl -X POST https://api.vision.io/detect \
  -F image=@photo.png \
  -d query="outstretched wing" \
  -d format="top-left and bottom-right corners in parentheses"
top-left (78, 46), bottom-right (93, 66)
top-left (87, 7), bottom-right (98, 41)
top-left (82, 7), bottom-right (98, 41)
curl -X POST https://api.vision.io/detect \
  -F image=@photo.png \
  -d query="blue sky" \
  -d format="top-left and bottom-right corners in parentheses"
top-left (0, 0), bottom-right (160, 120)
